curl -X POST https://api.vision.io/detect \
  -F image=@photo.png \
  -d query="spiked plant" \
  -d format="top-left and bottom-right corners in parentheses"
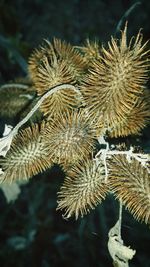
top-left (108, 154), bottom-right (150, 224)
top-left (80, 24), bottom-right (150, 137)
top-left (42, 110), bottom-right (97, 167)
top-left (0, 24), bottom-right (150, 266)
top-left (78, 39), bottom-right (101, 64)
top-left (57, 158), bottom-right (109, 219)
top-left (28, 38), bottom-right (86, 118)
top-left (108, 88), bottom-right (150, 137)
top-left (0, 122), bottom-right (52, 182)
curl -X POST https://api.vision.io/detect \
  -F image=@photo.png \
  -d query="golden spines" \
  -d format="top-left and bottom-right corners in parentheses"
top-left (80, 25), bottom-right (150, 137)
top-left (42, 110), bottom-right (97, 167)
top-left (0, 122), bottom-right (52, 182)
top-left (0, 24), bottom-right (149, 224)
top-left (28, 38), bottom-right (86, 117)
top-left (52, 38), bottom-right (86, 80)
top-left (108, 154), bottom-right (150, 224)
top-left (28, 38), bottom-right (86, 87)
top-left (108, 89), bottom-right (150, 137)
top-left (57, 159), bottom-right (109, 219)
top-left (79, 39), bottom-right (101, 65)
top-left (35, 85), bottom-right (82, 119)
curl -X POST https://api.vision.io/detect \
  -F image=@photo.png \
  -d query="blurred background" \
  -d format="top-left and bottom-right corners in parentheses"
top-left (0, 0), bottom-right (150, 266)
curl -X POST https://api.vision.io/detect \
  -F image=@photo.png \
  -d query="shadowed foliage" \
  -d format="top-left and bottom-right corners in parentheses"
top-left (0, 83), bottom-right (35, 118)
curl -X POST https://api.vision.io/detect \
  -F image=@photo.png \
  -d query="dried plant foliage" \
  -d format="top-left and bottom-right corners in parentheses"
top-left (57, 159), bottom-right (108, 219)
top-left (43, 110), bottom-right (97, 167)
top-left (0, 23), bottom-right (150, 232)
top-left (108, 155), bottom-right (150, 224)
top-left (80, 25), bottom-right (150, 136)
top-left (0, 122), bottom-right (52, 182)
top-left (108, 220), bottom-right (136, 267)
top-left (28, 38), bottom-right (86, 117)
top-left (108, 89), bottom-right (150, 137)
top-left (0, 84), bottom-right (35, 118)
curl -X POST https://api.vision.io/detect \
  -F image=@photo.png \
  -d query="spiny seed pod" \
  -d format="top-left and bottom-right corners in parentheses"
top-left (53, 38), bottom-right (86, 80)
top-left (43, 110), bottom-right (97, 167)
top-left (0, 122), bottom-right (52, 183)
top-left (80, 25), bottom-right (150, 137)
top-left (0, 83), bottom-right (36, 118)
top-left (28, 38), bottom-right (86, 117)
top-left (108, 154), bottom-right (150, 224)
top-left (108, 89), bottom-right (150, 137)
top-left (36, 84), bottom-right (83, 119)
top-left (57, 159), bottom-right (109, 219)
top-left (28, 38), bottom-right (86, 90)
top-left (79, 39), bottom-right (101, 65)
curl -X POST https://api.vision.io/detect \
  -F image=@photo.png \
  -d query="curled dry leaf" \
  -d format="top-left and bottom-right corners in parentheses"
top-left (108, 220), bottom-right (136, 267)
top-left (0, 124), bottom-right (15, 157)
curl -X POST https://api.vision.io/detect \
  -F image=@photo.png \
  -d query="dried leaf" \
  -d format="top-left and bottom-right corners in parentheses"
top-left (108, 220), bottom-right (136, 267)
top-left (0, 126), bottom-right (15, 157)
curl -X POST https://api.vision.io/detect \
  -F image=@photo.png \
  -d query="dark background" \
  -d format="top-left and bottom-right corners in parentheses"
top-left (0, 0), bottom-right (150, 266)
